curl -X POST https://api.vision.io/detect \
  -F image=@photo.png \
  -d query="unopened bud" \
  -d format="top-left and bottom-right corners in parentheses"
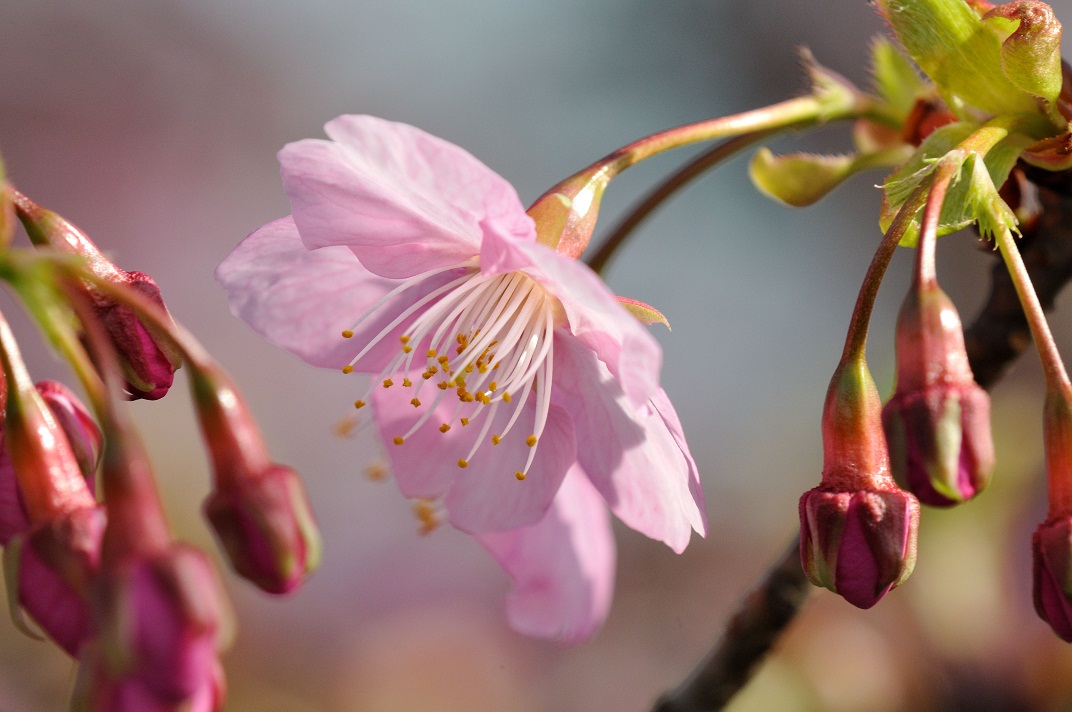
top-left (11, 191), bottom-right (182, 400)
top-left (1033, 515), bottom-right (1072, 641)
top-left (883, 282), bottom-right (993, 506)
top-left (192, 364), bottom-right (321, 593)
top-left (801, 356), bottom-right (920, 607)
top-left (85, 545), bottom-right (231, 710)
top-left (203, 464), bottom-right (321, 594)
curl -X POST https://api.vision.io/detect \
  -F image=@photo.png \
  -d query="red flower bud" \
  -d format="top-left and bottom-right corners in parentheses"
top-left (81, 545), bottom-right (230, 711)
top-left (203, 464), bottom-right (320, 594)
top-left (1033, 515), bottom-right (1072, 641)
top-left (883, 282), bottom-right (993, 506)
top-left (192, 364), bottom-right (321, 593)
top-left (799, 486), bottom-right (920, 609)
top-left (11, 191), bottom-right (182, 400)
top-left (800, 356), bottom-right (920, 607)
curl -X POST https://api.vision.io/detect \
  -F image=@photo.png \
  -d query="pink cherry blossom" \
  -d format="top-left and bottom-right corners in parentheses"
top-left (217, 114), bottom-right (707, 641)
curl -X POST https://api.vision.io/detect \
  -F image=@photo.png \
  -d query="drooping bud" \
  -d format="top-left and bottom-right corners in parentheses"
top-left (11, 191), bottom-right (182, 400)
top-left (799, 356), bottom-right (921, 608)
top-left (80, 545), bottom-right (231, 711)
top-left (883, 282), bottom-right (994, 506)
top-left (0, 321), bottom-right (106, 656)
top-left (1033, 515), bottom-right (1072, 641)
top-left (192, 362), bottom-right (320, 594)
top-left (1032, 386), bottom-right (1072, 641)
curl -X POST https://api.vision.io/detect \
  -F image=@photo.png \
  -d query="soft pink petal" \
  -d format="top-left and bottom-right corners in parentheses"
top-left (477, 467), bottom-right (615, 644)
top-left (553, 335), bottom-right (706, 552)
top-left (281, 115), bottom-right (533, 278)
top-left (0, 446), bottom-right (29, 545)
top-left (371, 388), bottom-right (575, 533)
top-left (19, 545), bottom-right (92, 656)
top-left (480, 222), bottom-right (661, 407)
top-left (216, 216), bottom-right (464, 373)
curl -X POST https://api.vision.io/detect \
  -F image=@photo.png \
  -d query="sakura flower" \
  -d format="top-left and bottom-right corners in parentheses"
top-left (217, 115), bottom-right (707, 640)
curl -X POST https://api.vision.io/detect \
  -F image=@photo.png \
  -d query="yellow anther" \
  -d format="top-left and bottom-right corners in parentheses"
top-left (427, 348), bottom-right (437, 358)
top-left (460, 393), bottom-right (474, 403)
top-left (341, 330), bottom-right (354, 339)
top-left (502, 392), bottom-right (512, 403)
top-left (438, 355), bottom-right (450, 365)
top-left (456, 345), bottom-right (466, 354)
top-left (402, 378), bottom-right (413, 387)
top-left (515, 471), bottom-right (526, 481)
top-left (464, 364), bottom-right (474, 373)
top-left (333, 416), bottom-right (358, 438)
top-left (492, 362), bottom-right (501, 370)
top-left (393, 436), bottom-right (405, 446)
top-left (456, 333), bottom-right (467, 345)
top-left (477, 393), bottom-right (490, 405)
top-left (364, 463), bottom-right (387, 481)
top-left (526, 435), bottom-right (537, 447)
top-left (383, 378), bottom-right (394, 388)
top-left (400, 335), bottom-right (411, 344)
top-left (410, 398), bottom-right (422, 408)
top-left (341, 365), bottom-right (354, 374)
top-left (489, 382), bottom-right (498, 391)
top-left (353, 399), bottom-right (366, 409)
top-left (439, 423), bottom-right (451, 433)
top-left (437, 382), bottom-right (450, 390)
top-left (457, 459), bottom-right (469, 469)
top-left (491, 434), bottom-right (501, 445)
top-left (478, 364), bottom-right (488, 374)
top-left (460, 417), bottom-right (470, 426)
top-left (422, 371), bottom-right (435, 380)
top-left (402, 345), bottom-right (413, 354)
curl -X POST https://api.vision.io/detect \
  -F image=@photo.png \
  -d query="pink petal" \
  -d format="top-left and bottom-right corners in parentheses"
top-left (281, 115), bottom-right (533, 278)
top-left (479, 222), bottom-right (661, 407)
top-left (216, 217), bottom-right (461, 373)
top-left (19, 545), bottom-right (92, 656)
top-left (552, 335), bottom-right (706, 553)
top-left (477, 466), bottom-right (615, 644)
top-left (371, 388), bottom-right (576, 533)
top-left (0, 446), bottom-right (30, 545)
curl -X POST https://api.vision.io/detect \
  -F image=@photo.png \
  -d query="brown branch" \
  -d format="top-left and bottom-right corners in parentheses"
top-left (648, 179), bottom-right (1072, 712)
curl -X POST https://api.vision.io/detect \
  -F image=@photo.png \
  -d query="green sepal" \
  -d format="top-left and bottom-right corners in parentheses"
top-left (750, 145), bottom-right (913, 207)
top-left (615, 296), bottom-right (670, 331)
top-left (881, 122), bottom-right (1024, 245)
top-left (870, 36), bottom-right (929, 121)
top-left (874, 0), bottom-right (1041, 118)
top-left (981, 1), bottom-right (1063, 109)
top-left (2, 538), bottom-right (46, 642)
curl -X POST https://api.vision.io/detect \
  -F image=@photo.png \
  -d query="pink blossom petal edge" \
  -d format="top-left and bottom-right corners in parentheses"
top-left (280, 114), bottom-right (535, 279)
top-left (480, 219), bottom-right (661, 408)
top-left (477, 467), bottom-right (615, 644)
top-left (553, 334), bottom-right (706, 552)
top-left (216, 217), bottom-right (458, 373)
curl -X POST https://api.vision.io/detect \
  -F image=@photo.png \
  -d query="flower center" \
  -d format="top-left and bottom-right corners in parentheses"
top-left (342, 260), bottom-right (557, 481)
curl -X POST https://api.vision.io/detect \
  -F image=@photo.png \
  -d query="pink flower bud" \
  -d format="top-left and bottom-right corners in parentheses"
top-left (13, 506), bottom-right (106, 655)
top-left (203, 464), bottom-right (320, 594)
top-left (11, 191), bottom-right (182, 400)
top-left (192, 364), bottom-right (321, 594)
top-left (799, 486), bottom-right (920, 609)
top-left (800, 356), bottom-right (921, 607)
top-left (1033, 515), bottom-right (1072, 641)
top-left (883, 282), bottom-right (994, 506)
top-left (83, 545), bottom-right (231, 711)
top-left (0, 381), bottom-right (105, 655)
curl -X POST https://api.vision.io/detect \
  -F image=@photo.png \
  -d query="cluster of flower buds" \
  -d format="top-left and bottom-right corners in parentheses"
top-left (0, 160), bottom-right (320, 711)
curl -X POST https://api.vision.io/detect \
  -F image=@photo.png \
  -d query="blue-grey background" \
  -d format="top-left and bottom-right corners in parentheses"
top-left (2, 1), bottom-right (1072, 709)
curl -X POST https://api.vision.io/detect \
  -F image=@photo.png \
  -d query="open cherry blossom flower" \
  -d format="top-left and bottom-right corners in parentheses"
top-left (217, 114), bottom-right (707, 641)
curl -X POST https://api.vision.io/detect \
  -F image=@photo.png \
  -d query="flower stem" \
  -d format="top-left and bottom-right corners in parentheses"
top-left (992, 222), bottom-right (1070, 391)
top-left (586, 132), bottom-right (774, 274)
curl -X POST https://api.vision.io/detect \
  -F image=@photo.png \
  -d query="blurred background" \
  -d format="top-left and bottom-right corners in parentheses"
top-left (3, 1), bottom-right (1072, 710)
